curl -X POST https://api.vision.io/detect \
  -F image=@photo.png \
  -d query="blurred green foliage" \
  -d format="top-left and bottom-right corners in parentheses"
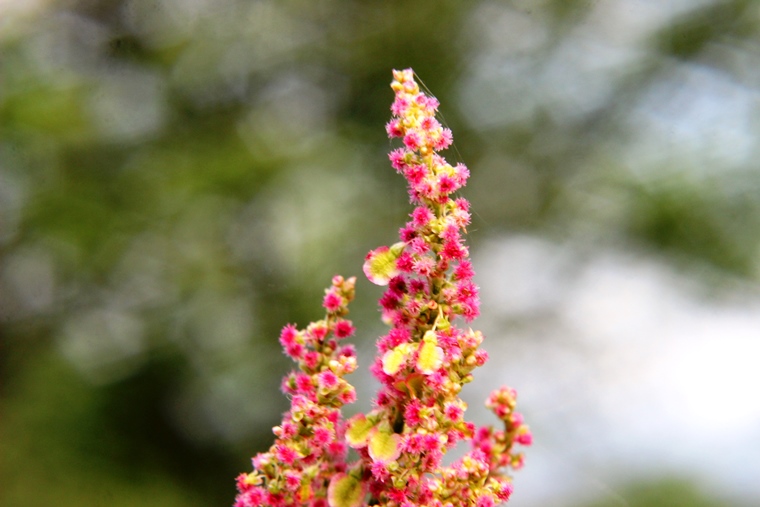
top-left (2, 0), bottom-right (759, 506)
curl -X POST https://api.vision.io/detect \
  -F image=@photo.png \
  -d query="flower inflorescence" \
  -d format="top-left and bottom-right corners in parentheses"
top-left (235, 69), bottom-right (530, 507)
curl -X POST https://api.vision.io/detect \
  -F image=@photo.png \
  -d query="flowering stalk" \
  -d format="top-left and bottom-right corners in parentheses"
top-left (235, 69), bottom-right (530, 507)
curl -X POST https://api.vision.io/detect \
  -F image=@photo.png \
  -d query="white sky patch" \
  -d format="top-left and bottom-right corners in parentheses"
top-left (623, 63), bottom-right (760, 178)
top-left (458, 0), bottom-right (713, 129)
top-left (473, 234), bottom-right (760, 506)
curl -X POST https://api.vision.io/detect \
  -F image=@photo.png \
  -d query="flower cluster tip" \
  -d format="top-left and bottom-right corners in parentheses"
top-left (235, 69), bottom-right (530, 507)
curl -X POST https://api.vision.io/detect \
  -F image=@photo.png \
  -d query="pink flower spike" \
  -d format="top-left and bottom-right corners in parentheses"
top-left (234, 69), bottom-right (530, 507)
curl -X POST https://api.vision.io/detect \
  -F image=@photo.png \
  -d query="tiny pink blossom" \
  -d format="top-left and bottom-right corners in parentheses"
top-left (274, 444), bottom-right (298, 465)
top-left (438, 174), bottom-right (458, 195)
top-left (453, 260), bottom-right (475, 280)
top-left (444, 402), bottom-right (464, 422)
top-left (281, 421), bottom-right (298, 439)
top-left (474, 349), bottom-right (488, 366)
top-left (303, 351), bottom-right (320, 369)
top-left (424, 95), bottom-right (440, 111)
top-left (412, 256), bottom-right (435, 276)
top-left (338, 387), bottom-right (357, 404)
top-left (284, 471), bottom-right (301, 489)
top-left (420, 116), bottom-right (440, 133)
top-left (387, 276), bottom-right (407, 295)
top-left (411, 205), bottom-right (434, 227)
top-left (389, 148), bottom-right (408, 171)
top-left (434, 128), bottom-right (453, 150)
top-left (379, 291), bottom-right (400, 311)
top-left (516, 430), bottom-right (533, 446)
top-left (296, 373), bottom-right (315, 395)
top-left (313, 426), bottom-right (333, 447)
top-left (403, 164), bottom-right (427, 185)
top-left (403, 434), bottom-right (424, 454)
top-left (323, 291), bottom-right (343, 312)
top-left (395, 251), bottom-right (414, 272)
top-left (409, 237), bottom-right (429, 255)
top-left (279, 324), bottom-right (299, 348)
top-left (328, 440), bottom-right (347, 459)
top-left (310, 323), bottom-right (328, 341)
top-left (495, 481), bottom-right (514, 502)
top-left (285, 341), bottom-right (304, 359)
top-left (454, 163), bottom-right (470, 184)
top-left (318, 370), bottom-right (339, 389)
top-left (399, 224), bottom-right (416, 242)
top-left (442, 238), bottom-right (467, 261)
top-left (404, 399), bottom-right (423, 427)
top-left (252, 454), bottom-right (269, 469)
top-left (391, 97), bottom-right (410, 116)
top-left (421, 433), bottom-right (440, 453)
top-left (338, 344), bottom-right (356, 358)
top-left (403, 131), bottom-right (422, 150)
top-left (386, 119), bottom-right (404, 138)
top-left (370, 460), bottom-right (391, 482)
top-left (334, 320), bottom-right (355, 338)
top-left (242, 487), bottom-right (266, 507)
top-left (476, 495), bottom-right (495, 507)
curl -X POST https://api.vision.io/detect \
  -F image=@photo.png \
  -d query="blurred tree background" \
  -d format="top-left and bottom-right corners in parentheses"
top-left (2, 1), bottom-right (759, 506)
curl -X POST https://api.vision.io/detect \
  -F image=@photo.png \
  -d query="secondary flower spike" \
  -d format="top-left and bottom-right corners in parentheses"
top-left (234, 69), bottom-right (530, 507)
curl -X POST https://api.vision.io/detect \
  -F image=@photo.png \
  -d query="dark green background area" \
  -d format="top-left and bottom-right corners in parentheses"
top-left (2, 1), bottom-right (758, 506)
